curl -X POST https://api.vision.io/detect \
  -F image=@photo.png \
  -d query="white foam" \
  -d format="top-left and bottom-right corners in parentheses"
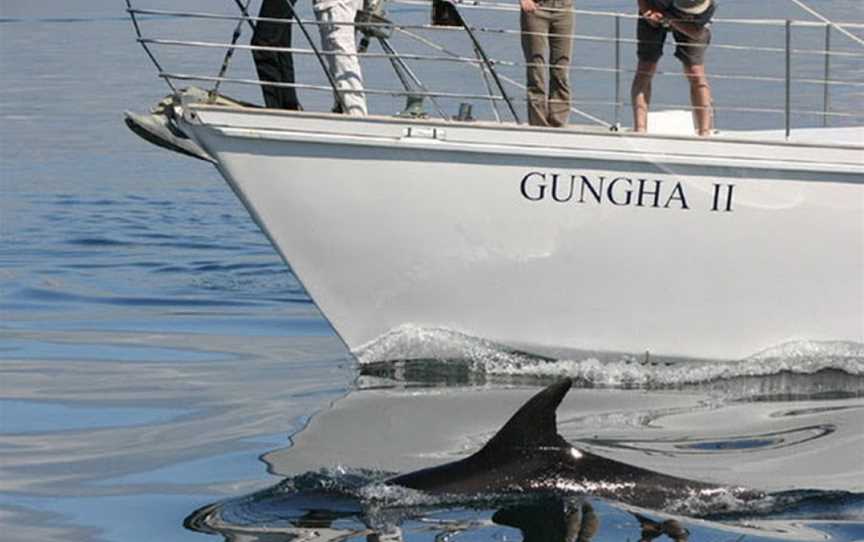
top-left (666, 487), bottom-right (776, 517)
top-left (355, 325), bottom-right (864, 386)
top-left (355, 325), bottom-right (540, 367)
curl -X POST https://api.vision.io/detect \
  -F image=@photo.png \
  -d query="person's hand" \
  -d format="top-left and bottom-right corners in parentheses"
top-left (641, 8), bottom-right (664, 27)
top-left (521, 0), bottom-right (537, 13)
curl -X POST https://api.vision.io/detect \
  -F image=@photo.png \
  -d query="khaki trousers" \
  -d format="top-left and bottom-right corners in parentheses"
top-left (520, 0), bottom-right (574, 127)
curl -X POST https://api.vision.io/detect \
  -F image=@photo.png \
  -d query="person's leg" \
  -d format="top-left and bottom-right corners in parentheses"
top-left (251, 0), bottom-right (301, 109)
top-left (275, 0), bottom-right (300, 109)
top-left (521, 8), bottom-right (552, 126)
top-left (631, 17), bottom-right (663, 132)
top-left (683, 63), bottom-right (712, 135)
top-left (673, 27), bottom-right (712, 136)
top-left (631, 60), bottom-right (657, 133)
top-left (316, 0), bottom-right (367, 115)
top-left (547, 1), bottom-right (573, 127)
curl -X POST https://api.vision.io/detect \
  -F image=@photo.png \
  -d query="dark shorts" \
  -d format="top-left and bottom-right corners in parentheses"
top-left (636, 18), bottom-right (711, 66)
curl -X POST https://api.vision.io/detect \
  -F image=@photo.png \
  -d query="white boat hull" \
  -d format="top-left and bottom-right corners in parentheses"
top-left (181, 106), bottom-right (864, 362)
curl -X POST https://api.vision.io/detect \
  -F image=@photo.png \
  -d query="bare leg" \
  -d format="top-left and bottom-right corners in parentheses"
top-left (684, 63), bottom-right (712, 136)
top-left (631, 60), bottom-right (657, 133)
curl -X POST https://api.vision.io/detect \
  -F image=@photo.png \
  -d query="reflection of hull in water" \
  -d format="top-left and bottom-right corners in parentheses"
top-left (177, 367), bottom-right (863, 542)
top-left (264, 382), bottom-right (863, 492)
top-left (183, 400), bottom-right (863, 540)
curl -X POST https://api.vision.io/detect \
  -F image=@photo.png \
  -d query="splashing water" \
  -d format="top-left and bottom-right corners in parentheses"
top-left (356, 325), bottom-right (864, 387)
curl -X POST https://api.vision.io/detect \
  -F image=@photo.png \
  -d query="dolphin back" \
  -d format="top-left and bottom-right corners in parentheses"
top-left (388, 380), bottom-right (575, 493)
top-left (478, 379), bottom-right (573, 455)
top-left (387, 379), bottom-right (742, 504)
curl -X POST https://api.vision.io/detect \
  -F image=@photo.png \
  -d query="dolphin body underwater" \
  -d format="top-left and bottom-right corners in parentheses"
top-left (387, 379), bottom-right (750, 509)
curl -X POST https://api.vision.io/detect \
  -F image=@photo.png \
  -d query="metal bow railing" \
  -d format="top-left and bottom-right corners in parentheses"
top-left (126, 0), bottom-right (864, 135)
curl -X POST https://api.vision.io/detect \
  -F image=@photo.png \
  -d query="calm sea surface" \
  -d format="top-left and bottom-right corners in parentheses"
top-left (1, 1), bottom-right (863, 541)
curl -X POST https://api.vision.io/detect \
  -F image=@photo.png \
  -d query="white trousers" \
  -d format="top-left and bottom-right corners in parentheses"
top-left (315, 0), bottom-right (367, 116)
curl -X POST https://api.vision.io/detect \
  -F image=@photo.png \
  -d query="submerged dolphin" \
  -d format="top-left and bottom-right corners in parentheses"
top-left (388, 380), bottom-right (750, 509)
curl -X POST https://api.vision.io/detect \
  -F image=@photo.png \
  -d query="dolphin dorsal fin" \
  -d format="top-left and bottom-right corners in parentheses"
top-left (478, 379), bottom-right (572, 454)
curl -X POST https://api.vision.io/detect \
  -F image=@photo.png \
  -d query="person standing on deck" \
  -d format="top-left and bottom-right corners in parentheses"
top-left (251, 0), bottom-right (302, 110)
top-left (519, 0), bottom-right (574, 127)
top-left (630, 0), bottom-right (716, 136)
top-left (314, 0), bottom-right (368, 115)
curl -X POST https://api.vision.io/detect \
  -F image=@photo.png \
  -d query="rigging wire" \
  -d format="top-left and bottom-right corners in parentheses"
top-left (124, 0), bottom-right (177, 92)
top-left (445, 1), bottom-right (522, 123)
top-left (787, 0), bottom-right (864, 47)
top-left (211, 0), bottom-right (253, 99)
top-left (394, 26), bottom-right (610, 126)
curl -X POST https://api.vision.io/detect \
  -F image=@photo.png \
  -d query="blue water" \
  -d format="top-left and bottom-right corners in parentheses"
top-left (2, 1), bottom-right (863, 541)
